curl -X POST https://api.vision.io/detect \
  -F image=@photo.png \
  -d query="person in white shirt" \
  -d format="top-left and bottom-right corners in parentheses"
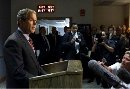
top-left (99, 51), bottom-right (130, 89)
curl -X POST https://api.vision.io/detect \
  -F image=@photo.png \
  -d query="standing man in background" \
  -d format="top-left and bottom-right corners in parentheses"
top-left (62, 23), bottom-right (89, 78)
top-left (47, 26), bottom-right (62, 63)
top-left (4, 8), bottom-right (46, 88)
top-left (36, 26), bottom-right (50, 65)
top-left (62, 23), bottom-right (86, 60)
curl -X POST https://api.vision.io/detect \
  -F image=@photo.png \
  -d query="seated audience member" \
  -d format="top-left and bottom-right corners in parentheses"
top-left (98, 51), bottom-right (130, 89)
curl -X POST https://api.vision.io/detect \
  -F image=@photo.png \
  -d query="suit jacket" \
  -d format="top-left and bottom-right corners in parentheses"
top-left (36, 34), bottom-right (50, 65)
top-left (62, 32), bottom-right (86, 60)
top-left (47, 33), bottom-right (62, 62)
top-left (4, 30), bottom-right (46, 88)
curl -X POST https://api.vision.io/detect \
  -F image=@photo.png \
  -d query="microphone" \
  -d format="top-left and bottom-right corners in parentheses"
top-left (117, 67), bottom-right (130, 84)
top-left (88, 60), bottom-right (128, 88)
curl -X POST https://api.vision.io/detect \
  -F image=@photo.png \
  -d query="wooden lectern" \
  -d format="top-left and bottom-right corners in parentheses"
top-left (29, 60), bottom-right (83, 88)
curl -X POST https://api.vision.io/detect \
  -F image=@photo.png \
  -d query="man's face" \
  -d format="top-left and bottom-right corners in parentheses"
top-left (52, 28), bottom-right (57, 34)
top-left (40, 28), bottom-right (46, 35)
top-left (21, 13), bottom-right (37, 34)
top-left (108, 28), bottom-right (114, 34)
top-left (116, 28), bottom-right (122, 36)
top-left (122, 25), bottom-right (126, 30)
top-left (71, 25), bottom-right (78, 33)
top-left (121, 54), bottom-right (130, 72)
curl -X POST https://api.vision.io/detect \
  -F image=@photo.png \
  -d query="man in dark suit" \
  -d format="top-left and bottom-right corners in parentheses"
top-left (4, 8), bottom-right (46, 88)
top-left (36, 26), bottom-right (50, 65)
top-left (62, 23), bottom-right (87, 60)
top-left (62, 23), bottom-right (90, 79)
top-left (47, 26), bottom-right (62, 63)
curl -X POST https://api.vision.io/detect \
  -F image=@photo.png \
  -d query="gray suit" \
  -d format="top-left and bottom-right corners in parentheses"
top-left (4, 30), bottom-right (46, 88)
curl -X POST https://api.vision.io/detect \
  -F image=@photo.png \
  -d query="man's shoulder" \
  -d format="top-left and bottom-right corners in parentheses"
top-left (7, 32), bottom-right (19, 40)
top-left (4, 31), bottom-right (21, 45)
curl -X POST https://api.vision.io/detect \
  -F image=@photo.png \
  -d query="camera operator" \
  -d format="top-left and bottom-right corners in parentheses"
top-left (91, 31), bottom-right (116, 65)
top-left (88, 31), bottom-right (116, 88)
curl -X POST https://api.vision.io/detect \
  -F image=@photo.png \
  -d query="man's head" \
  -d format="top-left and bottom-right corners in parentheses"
top-left (100, 25), bottom-right (106, 31)
top-left (115, 26), bottom-right (122, 36)
top-left (64, 26), bottom-right (68, 33)
top-left (17, 8), bottom-right (37, 34)
top-left (64, 26), bottom-right (71, 33)
top-left (122, 25), bottom-right (126, 33)
top-left (121, 51), bottom-right (130, 73)
top-left (71, 23), bottom-right (78, 33)
top-left (108, 26), bottom-right (114, 34)
top-left (51, 26), bottom-right (57, 34)
top-left (39, 26), bottom-right (46, 35)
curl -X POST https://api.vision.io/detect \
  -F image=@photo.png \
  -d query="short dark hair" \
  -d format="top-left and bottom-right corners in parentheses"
top-left (39, 26), bottom-right (45, 32)
top-left (17, 8), bottom-right (36, 21)
top-left (52, 26), bottom-right (56, 30)
top-left (70, 23), bottom-right (77, 28)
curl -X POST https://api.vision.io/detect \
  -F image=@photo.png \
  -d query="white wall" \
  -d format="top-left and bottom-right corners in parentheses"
top-left (124, 4), bottom-right (129, 18)
top-left (11, 0), bottom-right (129, 33)
top-left (11, 0), bottom-right (93, 33)
top-left (93, 6), bottom-right (124, 27)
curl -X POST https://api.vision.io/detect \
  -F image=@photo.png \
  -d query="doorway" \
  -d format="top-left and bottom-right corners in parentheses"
top-left (36, 17), bottom-right (72, 36)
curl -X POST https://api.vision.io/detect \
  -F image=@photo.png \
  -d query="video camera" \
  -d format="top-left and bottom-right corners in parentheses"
top-left (95, 33), bottom-right (103, 43)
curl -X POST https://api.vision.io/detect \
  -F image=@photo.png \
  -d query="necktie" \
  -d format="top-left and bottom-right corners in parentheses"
top-left (43, 35), bottom-right (50, 51)
top-left (28, 38), bottom-right (35, 51)
top-left (74, 32), bottom-right (80, 54)
top-left (28, 38), bottom-right (37, 58)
